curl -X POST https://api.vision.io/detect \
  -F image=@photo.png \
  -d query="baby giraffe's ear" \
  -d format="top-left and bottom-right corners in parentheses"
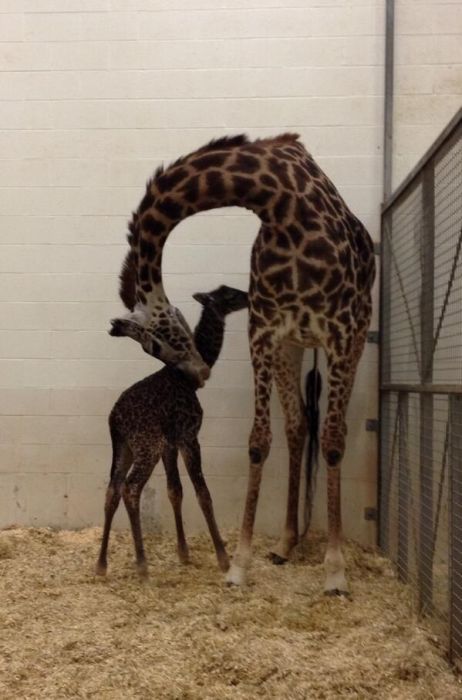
top-left (192, 292), bottom-right (212, 306)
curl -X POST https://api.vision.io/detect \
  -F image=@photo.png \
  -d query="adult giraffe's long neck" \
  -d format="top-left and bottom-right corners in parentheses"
top-left (124, 133), bottom-right (303, 312)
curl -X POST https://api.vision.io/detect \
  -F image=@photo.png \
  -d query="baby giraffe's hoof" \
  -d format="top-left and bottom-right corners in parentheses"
top-left (137, 561), bottom-right (149, 579)
top-left (268, 552), bottom-right (288, 566)
top-left (95, 561), bottom-right (107, 577)
top-left (218, 553), bottom-right (231, 573)
top-left (324, 588), bottom-right (351, 599)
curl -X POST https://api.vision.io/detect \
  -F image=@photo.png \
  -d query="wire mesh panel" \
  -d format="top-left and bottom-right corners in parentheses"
top-left (380, 109), bottom-right (462, 667)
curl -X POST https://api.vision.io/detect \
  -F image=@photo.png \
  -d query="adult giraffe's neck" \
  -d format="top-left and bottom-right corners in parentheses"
top-left (128, 133), bottom-right (304, 310)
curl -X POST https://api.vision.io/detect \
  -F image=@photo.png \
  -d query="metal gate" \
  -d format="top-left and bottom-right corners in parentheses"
top-left (380, 107), bottom-right (462, 665)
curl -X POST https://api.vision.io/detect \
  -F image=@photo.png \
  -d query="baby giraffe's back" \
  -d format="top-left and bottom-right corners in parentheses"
top-left (110, 366), bottom-right (202, 452)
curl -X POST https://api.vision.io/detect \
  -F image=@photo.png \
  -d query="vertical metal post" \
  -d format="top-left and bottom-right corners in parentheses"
top-left (398, 392), bottom-right (409, 581)
top-left (379, 212), bottom-right (393, 552)
top-left (383, 0), bottom-right (395, 200)
top-left (419, 165), bottom-right (435, 612)
top-left (449, 395), bottom-right (462, 666)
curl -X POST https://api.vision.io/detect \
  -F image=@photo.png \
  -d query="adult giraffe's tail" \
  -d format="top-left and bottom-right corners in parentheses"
top-left (302, 349), bottom-right (322, 538)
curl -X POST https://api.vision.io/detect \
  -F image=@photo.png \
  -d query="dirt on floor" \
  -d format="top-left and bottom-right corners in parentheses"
top-left (0, 526), bottom-right (460, 700)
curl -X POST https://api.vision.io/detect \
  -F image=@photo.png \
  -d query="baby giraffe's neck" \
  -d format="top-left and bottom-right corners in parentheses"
top-left (193, 307), bottom-right (225, 369)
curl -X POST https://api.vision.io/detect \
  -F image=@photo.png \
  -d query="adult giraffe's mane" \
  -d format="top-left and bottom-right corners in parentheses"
top-left (118, 132), bottom-right (301, 310)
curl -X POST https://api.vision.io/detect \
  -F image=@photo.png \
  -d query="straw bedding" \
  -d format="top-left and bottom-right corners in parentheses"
top-left (0, 527), bottom-right (460, 700)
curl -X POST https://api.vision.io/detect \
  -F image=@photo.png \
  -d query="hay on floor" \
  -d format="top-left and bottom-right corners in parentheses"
top-left (0, 527), bottom-right (460, 699)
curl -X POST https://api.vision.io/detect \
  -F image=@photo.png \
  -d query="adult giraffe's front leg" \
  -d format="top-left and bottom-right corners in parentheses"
top-left (322, 335), bottom-right (366, 596)
top-left (269, 342), bottom-right (306, 564)
top-left (226, 332), bottom-right (275, 586)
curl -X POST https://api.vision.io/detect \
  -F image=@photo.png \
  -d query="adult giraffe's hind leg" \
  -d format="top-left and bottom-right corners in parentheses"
top-left (269, 343), bottom-right (306, 564)
top-left (322, 334), bottom-right (366, 596)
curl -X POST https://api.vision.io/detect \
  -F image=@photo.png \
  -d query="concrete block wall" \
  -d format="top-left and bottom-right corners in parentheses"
top-left (393, 0), bottom-right (462, 188)
top-left (0, 0), bottom-right (386, 545)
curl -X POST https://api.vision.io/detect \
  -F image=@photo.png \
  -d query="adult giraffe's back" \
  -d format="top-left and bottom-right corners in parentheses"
top-left (111, 133), bottom-right (376, 594)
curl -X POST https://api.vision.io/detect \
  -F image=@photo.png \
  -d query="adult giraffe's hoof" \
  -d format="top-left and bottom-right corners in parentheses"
top-left (225, 562), bottom-right (246, 586)
top-left (324, 588), bottom-right (352, 599)
top-left (268, 552), bottom-right (288, 565)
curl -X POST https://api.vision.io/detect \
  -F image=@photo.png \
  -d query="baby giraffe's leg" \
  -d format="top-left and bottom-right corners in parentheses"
top-left (180, 439), bottom-right (230, 572)
top-left (162, 445), bottom-right (190, 564)
top-left (96, 433), bottom-right (132, 576)
top-left (122, 454), bottom-right (158, 577)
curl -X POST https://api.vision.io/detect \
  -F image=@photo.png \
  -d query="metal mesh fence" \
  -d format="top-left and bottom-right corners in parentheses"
top-left (380, 108), bottom-right (462, 666)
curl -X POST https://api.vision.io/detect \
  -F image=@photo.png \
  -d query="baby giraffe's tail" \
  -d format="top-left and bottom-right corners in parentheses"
top-left (302, 350), bottom-right (322, 538)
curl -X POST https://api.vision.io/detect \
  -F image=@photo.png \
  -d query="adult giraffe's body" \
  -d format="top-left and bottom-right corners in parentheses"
top-left (111, 133), bottom-right (376, 594)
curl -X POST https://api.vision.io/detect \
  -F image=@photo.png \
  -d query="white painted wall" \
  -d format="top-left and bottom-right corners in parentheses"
top-left (393, 0), bottom-right (462, 188)
top-left (0, 0), bottom-right (385, 546)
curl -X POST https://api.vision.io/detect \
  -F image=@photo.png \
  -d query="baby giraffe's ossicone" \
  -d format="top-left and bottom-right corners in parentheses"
top-left (96, 285), bottom-right (248, 577)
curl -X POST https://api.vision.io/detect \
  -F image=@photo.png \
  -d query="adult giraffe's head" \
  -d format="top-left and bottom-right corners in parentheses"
top-left (110, 224), bottom-right (210, 387)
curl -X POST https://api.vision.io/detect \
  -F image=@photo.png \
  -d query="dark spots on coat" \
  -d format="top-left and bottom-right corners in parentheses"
top-left (141, 283), bottom-right (152, 294)
top-left (137, 290), bottom-right (147, 305)
top-left (139, 238), bottom-right (156, 262)
top-left (139, 264), bottom-right (150, 282)
top-left (150, 267), bottom-right (161, 285)
top-left (305, 159), bottom-right (322, 179)
top-left (340, 286), bottom-right (355, 308)
top-left (192, 152), bottom-right (228, 170)
top-left (260, 173), bottom-right (278, 189)
top-left (259, 248), bottom-right (290, 269)
top-left (253, 189), bottom-right (274, 207)
top-left (276, 231), bottom-right (290, 249)
top-left (292, 163), bottom-right (307, 193)
top-left (307, 238), bottom-right (337, 265)
top-left (156, 197), bottom-right (183, 221)
top-left (274, 192), bottom-right (292, 222)
top-left (206, 169), bottom-right (226, 200)
top-left (287, 223), bottom-right (304, 247)
top-left (156, 167), bottom-right (189, 194)
top-left (228, 153), bottom-right (261, 174)
top-left (325, 268), bottom-right (343, 294)
top-left (327, 321), bottom-right (344, 355)
top-left (277, 291), bottom-right (297, 305)
top-left (138, 189), bottom-right (155, 214)
top-left (297, 259), bottom-right (326, 288)
top-left (295, 197), bottom-right (321, 231)
top-left (142, 214), bottom-right (165, 237)
top-left (233, 175), bottom-right (255, 200)
top-left (180, 174), bottom-right (200, 203)
top-left (337, 310), bottom-right (351, 326)
top-left (304, 291), bottom-right (325, 313)
top-left (266, 266), bottom-right (293, 293)
top-left (268, 157), bottom-right (293, 190)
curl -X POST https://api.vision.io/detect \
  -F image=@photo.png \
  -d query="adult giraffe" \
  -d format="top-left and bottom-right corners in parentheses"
top-left (110, 134), bottom-right (376, 595)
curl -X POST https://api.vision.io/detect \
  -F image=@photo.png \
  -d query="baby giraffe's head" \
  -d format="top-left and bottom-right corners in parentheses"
top-left (192, 285), bottom-right (249, 316)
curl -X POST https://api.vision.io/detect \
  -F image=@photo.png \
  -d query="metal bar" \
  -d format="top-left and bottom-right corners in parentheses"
top-left (382, 107), bottom-right (462, 212)
top-left (378, 209), bottom-right (393, 549)
top-left (449, 395), bottom-right (462, 666)
top-left (382, 384), bottom-right (462, 395)
top-left (398, 393), bottom-right (409, 582)
top-left (383, 0), bottom-right (395, 201)
top-left (419, 164), bottom-right (435, 613)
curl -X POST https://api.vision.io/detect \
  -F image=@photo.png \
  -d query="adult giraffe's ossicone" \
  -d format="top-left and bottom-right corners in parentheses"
top-left (110, 133), bottom-right (376, 595)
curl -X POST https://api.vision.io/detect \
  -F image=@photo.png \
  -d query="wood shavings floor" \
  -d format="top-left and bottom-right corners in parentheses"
top-left (0, 527), bottom-right (460, 699)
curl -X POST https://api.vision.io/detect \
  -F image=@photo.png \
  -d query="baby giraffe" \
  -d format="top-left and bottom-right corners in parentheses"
top-left (96, 285), bottom-right (248, 577)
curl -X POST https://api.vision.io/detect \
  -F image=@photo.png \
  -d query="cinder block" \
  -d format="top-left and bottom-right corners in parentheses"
top-left (0, 13), bottom-right (23, 41)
